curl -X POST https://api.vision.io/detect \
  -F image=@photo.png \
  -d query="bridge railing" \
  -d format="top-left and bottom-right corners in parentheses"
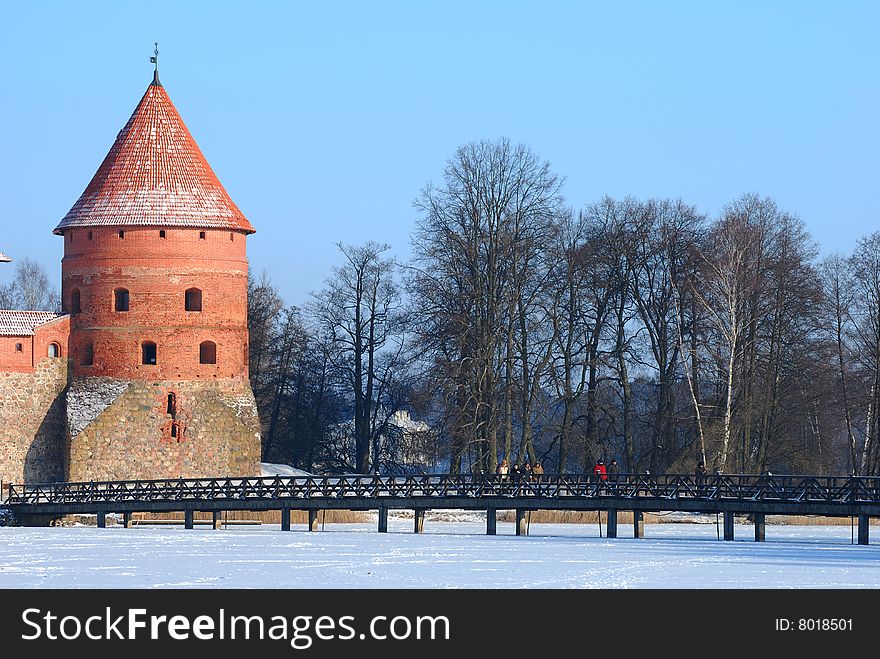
top-left (6, 473), bottom-right (880, 507)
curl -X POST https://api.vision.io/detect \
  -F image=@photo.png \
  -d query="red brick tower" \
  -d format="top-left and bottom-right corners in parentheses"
top-left (55, 69), bottom-right (261, 481)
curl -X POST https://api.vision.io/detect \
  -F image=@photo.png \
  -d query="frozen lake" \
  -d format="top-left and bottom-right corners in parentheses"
top-left (1, 513), bottom-right (876, 589)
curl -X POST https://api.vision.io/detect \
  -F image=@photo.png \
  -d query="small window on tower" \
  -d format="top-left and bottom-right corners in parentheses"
top-left (119, 230), bottom-right (125, 239)
top-left (159, 230), bottom-right (166, 239)
top-left (199, 231), bottom-right (206, 240)
top-left (69, 232), bottom-right (74, 242)
top-left (185, 288), bottom-right (202, 312)
top-left (114, 288), bottom-right (130, 312)
top-left (80, 343), bottom-right (94, 366)
top-left (230, 232), bottom-right (235, 241)
top-left (70, 289), bottom-right (81, 315)
top-left (48, 343), bottom-right (60, 358)
top-left (167, 392), bottom-right (177, 417)
top-left (15, 342), bottom-right (23, 352)
top-left (142, 341), bottom-right (157, 365)
top-left (199, 341), bottom-right (217, 365)
top-left (88, 231), bottom-right (93, 240)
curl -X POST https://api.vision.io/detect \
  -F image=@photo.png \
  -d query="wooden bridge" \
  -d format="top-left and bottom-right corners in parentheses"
top-left (3, 473), bottom-right (879, 544)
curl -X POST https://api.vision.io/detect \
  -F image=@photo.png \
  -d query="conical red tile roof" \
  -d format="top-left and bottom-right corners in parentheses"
top-left (54, 77), bottom-right (255, 235)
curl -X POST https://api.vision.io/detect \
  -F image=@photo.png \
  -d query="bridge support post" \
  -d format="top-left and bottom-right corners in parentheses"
top-left (378, 506), bottom-right (388, 533)
top-left (413, 509), bottom-right (425, 534)
top-left (96, 512), bottom-right (106, 528)
top-left (633, 510), bottom-right (644, 538)
top-left (754, 513), bottom-right (765, 542)
top-left (723, 511), bottom-right (734, 541)
top-left (184, 510), bottom-right (194, 530)
top-left (308, 510), bottom-right (319, 532)
top-left (607, 509), bottom-right (618, 539)
top-left (212, 511), bottom-right (223, 530)
top-left (280, 508), bottom-right (291, 532)
top-left (516, 509), bottom-right (528, 536)
top-left (122, 511), bottom-right (133, 529)
top-left (486, 508), bottom-right (497, 535)
top-left (858, 515), bottom-right (870, 545)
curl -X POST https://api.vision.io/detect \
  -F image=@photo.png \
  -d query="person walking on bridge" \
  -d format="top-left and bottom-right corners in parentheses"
top-left (606, 458), bottom-right (620, 494)
top-left (607, 458), bottom-right (620, 481)
top-left (593, 459), bottom-right (608, 493)
top-left (532, 461), bottom-right (544, 483)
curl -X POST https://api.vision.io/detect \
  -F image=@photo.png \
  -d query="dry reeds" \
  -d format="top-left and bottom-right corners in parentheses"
top-left (495, 509), bottom-right (877, 526)
top-left (55, 509), bottom-right (371, 526)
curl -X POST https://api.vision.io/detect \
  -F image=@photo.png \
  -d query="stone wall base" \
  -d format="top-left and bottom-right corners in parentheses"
top-left (67, 377), bottom-right (261, 481)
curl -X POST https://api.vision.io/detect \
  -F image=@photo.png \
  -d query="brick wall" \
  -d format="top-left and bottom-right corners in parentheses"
top-left (61, 226), bottom-right (249, 379)
top-left (0, 336), bottom-right (34, 373)
top-left (66, 376), bottom-right (261, 481)
top-left (0, 357), bottom-right (69, 486)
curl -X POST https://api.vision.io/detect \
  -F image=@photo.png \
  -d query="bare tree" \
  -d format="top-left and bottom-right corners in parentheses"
top-left (1, 257), bottom-right (59, 311)
top-left (629, 199), bottom-right (703, 472)
top-left (692, 207), bottom-right (758, 471)
top-left (850, 233), bottom-right (880, 474)
top-left (409, 138), bottom-right (563, 474)
top-left (0, 282), bottom-right (15, 308)
top-left (311, 241), bottom-right (404, 474)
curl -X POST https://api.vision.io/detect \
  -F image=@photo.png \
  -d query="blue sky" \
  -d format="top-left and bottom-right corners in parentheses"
top-left (1, 1), bottom-right (877, 303)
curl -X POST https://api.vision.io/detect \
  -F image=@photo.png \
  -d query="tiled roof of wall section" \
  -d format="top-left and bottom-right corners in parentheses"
top-left (0, 311), bottom-right (65, 336)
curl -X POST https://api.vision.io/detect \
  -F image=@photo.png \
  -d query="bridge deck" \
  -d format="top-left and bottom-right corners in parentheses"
top-left (3, 473), bottom-right (878, 543)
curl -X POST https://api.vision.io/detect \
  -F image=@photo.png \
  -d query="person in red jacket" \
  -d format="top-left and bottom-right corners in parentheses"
top-left (593, 458), bottom-right (608, 481)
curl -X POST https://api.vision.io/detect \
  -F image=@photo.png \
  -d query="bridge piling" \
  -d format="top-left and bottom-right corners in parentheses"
top-left (516, 509), bottom-right (528, 536)
top-left (280, 508), bottom-right (291, 531)
top-left (96, 512), bottom-right (106, 528)
top-left (212, 511), bottom-right (223, 530)
top-left (308, 509), bottom-right (319, 532)
top-left (754, 513), bottom-right (765, 542)
top-left (723, 511), bottom-right (734, 541)
top-left (607, 509), bottom-right (618, 538)
top-left (858, 515), bottom-right (870, 545)
top-left (414, 509), bottom-right (425, 534)
top-left (123, 511), bottom-right (133, 528)
top-left (184, 509), bottom-right (194, 530)
top-left (378, 507), bottom-right (388, 533)
top-left (633, 510), bottom-right (644, 538)
top-left (486, 508), bottom-right (497, 535)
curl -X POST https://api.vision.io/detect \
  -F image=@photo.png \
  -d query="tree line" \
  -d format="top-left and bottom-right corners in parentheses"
top-left (5, 139), bottom-right (878, 476)
top-left (248, 138), bottom-right (880, 477)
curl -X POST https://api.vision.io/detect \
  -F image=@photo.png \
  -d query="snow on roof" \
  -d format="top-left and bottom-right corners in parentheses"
top-left (260, 462), bottom-right (315, 477)
top-left (0, 251), bottom-right (10, 263)
top-left (0, 310), bottom-right (65, 336)
top-left (54, 78), bottom-right (255, 235)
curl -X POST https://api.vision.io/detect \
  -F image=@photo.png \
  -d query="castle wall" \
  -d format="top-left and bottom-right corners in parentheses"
top-left (0, 357), bottom-right (69, 487)
top-left (0, 316), bottom-right (70, 373)
top-left (66, 376), bottom-right (261, 481)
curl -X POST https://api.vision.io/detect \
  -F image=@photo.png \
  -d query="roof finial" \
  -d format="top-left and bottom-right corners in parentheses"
top-left (150, 42), bottom-right (161, 86)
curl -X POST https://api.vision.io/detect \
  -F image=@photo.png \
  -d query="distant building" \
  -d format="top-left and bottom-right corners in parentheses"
top-left (0, 68), bottom-right (261, 486)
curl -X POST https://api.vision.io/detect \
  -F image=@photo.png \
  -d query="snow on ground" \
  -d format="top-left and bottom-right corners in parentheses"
top-left (260, 462), bottom-right (314, 477)
top-left (1, 517), bottom-right (877, 589)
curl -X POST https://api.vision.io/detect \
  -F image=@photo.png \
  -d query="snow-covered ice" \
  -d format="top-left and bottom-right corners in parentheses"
top-left (1, 515), bottom-right (877, 589)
